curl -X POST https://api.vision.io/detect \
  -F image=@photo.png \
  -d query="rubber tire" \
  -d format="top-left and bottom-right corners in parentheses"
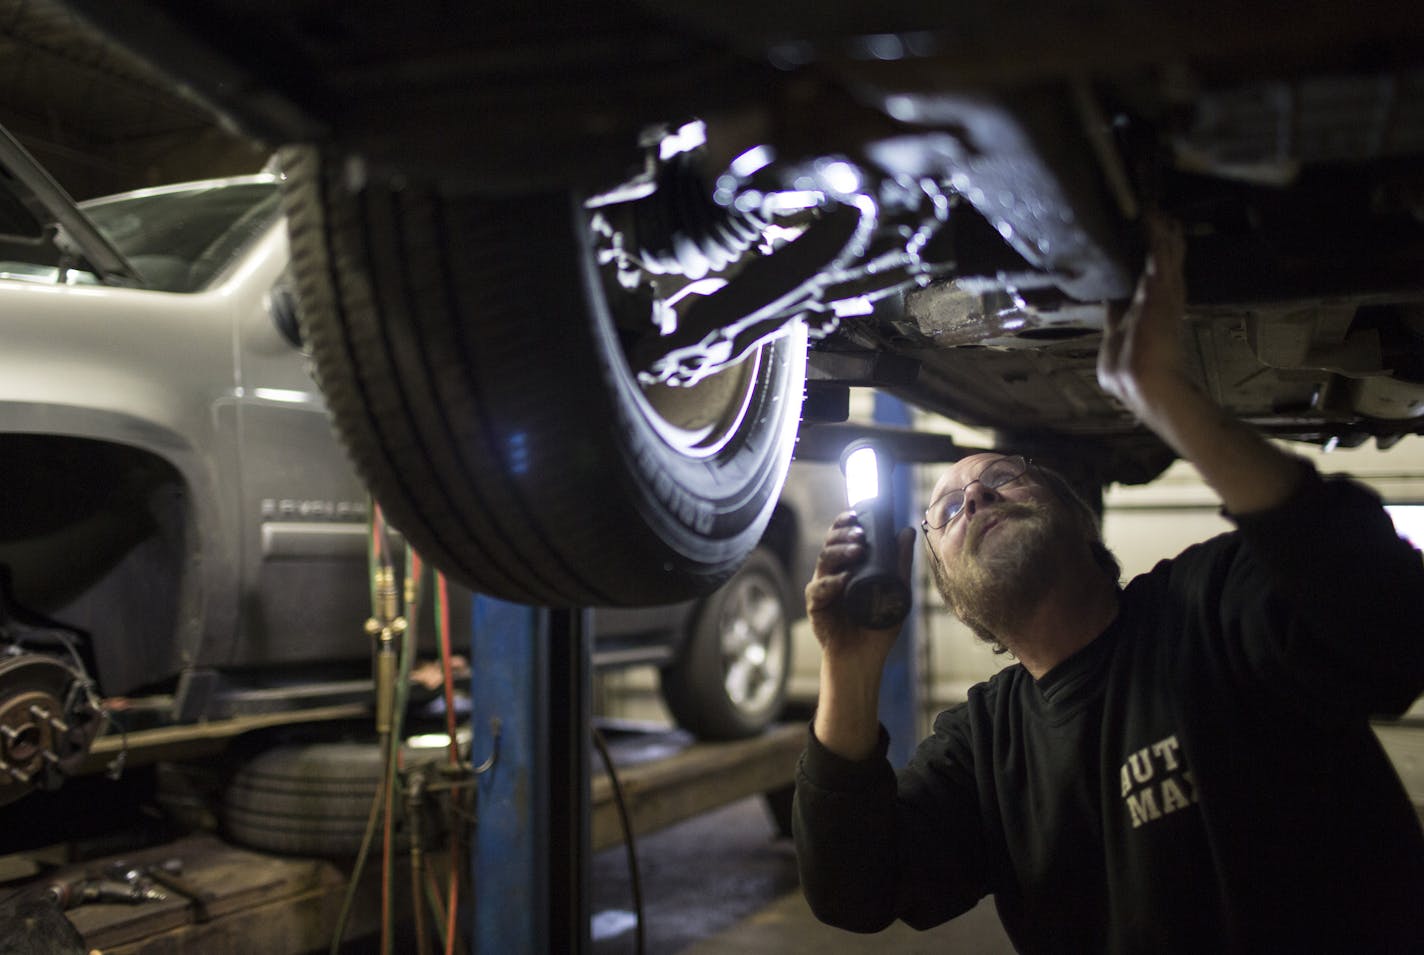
top-left (278, 147), bottom-right (807, 607)
top-left (221, 741), bottom-right (444, 858)
top-left (659, 548), bottom-right (792, 740)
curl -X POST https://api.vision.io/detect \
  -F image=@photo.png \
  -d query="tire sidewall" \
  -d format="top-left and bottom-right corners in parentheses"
top-left (573, 192), bottom-right (809, 583)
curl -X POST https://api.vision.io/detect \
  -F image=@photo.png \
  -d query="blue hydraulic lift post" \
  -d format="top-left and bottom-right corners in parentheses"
top-left (873, 392), bottom-right (920, 768)
top-left (470, 599), bottom-right (592, 952)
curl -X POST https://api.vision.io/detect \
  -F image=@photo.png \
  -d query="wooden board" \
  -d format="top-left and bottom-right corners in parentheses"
top-left (591, 722), bottom-right (805, 852)
top-left (28, 832), bottom-right (421, 954)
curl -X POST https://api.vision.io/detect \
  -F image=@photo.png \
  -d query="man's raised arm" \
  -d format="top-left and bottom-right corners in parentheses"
top-left (1096, 218), bottom-right (1306, 514)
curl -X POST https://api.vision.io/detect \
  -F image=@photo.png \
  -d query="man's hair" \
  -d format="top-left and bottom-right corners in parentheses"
top-left (926, 460), bottom-right (1121, 654)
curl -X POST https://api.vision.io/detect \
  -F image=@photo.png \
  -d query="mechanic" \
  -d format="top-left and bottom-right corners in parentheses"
top-left (793, 220), bottom-right (1424, 952)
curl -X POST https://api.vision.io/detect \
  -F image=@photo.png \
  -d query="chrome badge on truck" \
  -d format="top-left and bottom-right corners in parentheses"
top-left (260, 498), bottom-right (368, 521)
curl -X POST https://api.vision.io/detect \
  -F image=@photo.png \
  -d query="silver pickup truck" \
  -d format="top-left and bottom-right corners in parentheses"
top-left (0, 136), bottom-right (844, 825)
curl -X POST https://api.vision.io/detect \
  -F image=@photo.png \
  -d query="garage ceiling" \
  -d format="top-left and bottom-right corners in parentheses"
top-left (0, 0), bottom-right (264, 200)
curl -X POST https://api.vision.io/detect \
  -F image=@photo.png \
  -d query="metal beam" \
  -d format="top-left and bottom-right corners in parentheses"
top-left (873, 393), bottom-right (921, 768)
top-left (471, 601), bottom-right (591, 952)
top-left (796, 419), bottom-right (988, 465)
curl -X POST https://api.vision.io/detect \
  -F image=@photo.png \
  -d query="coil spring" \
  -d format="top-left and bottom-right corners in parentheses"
top-left (630, 150), bottom-right (765, 280)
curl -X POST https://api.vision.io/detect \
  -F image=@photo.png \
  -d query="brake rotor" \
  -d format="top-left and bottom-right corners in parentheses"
top-left (0, 654), bottom-right (104, 807)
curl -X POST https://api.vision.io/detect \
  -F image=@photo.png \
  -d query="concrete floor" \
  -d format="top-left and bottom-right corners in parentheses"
top-left (590, 794), bottom-right (799, 954)
top-left (686, 890), bottom-right (1015, 955)
top-left (589, 793), bottom-right (1016, 955)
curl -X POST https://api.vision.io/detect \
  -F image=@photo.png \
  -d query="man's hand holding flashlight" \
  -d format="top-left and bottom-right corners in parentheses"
top-left (806, 511), bottom-right (914, 658)
top-left (806, 511), bottom-right (915, 761)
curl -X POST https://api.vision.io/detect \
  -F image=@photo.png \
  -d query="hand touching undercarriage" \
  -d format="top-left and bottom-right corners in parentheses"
top-left (1097, 216), bottom-right (1304, 514)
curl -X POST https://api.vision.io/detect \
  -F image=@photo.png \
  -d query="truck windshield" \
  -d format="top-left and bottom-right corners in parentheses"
top-left (79, 178), bottom-right (282, 293)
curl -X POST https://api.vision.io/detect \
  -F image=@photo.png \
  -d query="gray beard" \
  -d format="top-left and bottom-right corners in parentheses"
top-left (940, 500), bottom-right (1066, 642)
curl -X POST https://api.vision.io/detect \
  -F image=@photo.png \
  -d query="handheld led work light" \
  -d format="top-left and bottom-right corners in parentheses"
top-left (839, 439), bottom-right (911, 629)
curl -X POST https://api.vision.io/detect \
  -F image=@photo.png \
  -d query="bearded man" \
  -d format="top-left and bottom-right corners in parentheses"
top-left (793, 221), bottom-right (1424, 953)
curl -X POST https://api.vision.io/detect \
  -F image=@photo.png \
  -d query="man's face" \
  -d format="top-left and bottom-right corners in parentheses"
top-left (924, 454), bottom-right (1074, 628)
top-left (926, 454), bottom-right (1052, 560)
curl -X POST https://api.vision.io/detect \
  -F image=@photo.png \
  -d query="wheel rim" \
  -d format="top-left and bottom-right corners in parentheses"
top-left (634, 347), bottom-right (763, 458)
top-left (589, 163), bottom-right (786, 462)
top-left (717, 573), bottom-right (788, 714)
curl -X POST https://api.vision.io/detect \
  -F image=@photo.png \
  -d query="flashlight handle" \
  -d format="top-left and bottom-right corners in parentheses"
top-left (844, 497), bottom-right (910, 630)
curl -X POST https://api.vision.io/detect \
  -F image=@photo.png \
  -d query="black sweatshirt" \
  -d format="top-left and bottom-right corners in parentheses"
top-left (794, 470), bottom-right (1424, 953)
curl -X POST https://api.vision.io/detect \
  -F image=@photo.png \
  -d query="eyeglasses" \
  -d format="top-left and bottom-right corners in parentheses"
top-left (922, 456), bottom-right (1031, 532)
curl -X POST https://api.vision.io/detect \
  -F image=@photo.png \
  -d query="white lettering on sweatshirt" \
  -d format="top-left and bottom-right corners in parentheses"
top-left (1119, 734), bottom-right (1199, 829)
